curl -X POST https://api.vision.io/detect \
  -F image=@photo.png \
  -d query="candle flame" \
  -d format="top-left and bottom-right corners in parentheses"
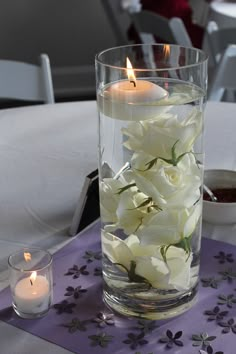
top-left (163, 45), bottom-right (170, 90)
top-left (126, 57), bottom-right (136, 87)
top-left (24, 252), bottom-right (31, 262)
top-left (30, 271), bottom-right (37, 285)
top-left (163, 44), bottom-right (170, 58)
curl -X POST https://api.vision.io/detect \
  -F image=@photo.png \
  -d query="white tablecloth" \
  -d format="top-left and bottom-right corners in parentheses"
top-left (0, 100), bottom-right (235, 353)
top-left (0, 102), bottom-right (97, 289)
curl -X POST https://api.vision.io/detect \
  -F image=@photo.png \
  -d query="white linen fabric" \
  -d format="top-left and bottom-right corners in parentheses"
top-left (0, 102), bottom-right (98, 282)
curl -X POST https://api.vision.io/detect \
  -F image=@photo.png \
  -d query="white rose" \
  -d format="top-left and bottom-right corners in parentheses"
top-left (115, 190), bottom-right (155, 234)
top-left (165, 247), bottom-right (193, 291)
top-left (99, 178), bottom-right (124, 223)
top-left (135, 256), bottom-right (170, 289)
top-left (122, 107), bottom-right (202, 159)
top-left (128, 153), bottom-right (202, 208)
top-left (136, 248), bottom-right (192, 290)
top-left (102, 231), bottom-right (193, 290)
top-left (102, 231), bottom-right (134, 270)
top-left (136, 202), bottom-right (202, 246)
top-left (100, 175), bottom-right (161, 234)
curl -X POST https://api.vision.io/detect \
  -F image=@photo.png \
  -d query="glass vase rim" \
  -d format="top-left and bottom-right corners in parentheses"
top-left (8, 247), bottom-right (52, 272)
top-left (95, 43), bottom-right (208, 72)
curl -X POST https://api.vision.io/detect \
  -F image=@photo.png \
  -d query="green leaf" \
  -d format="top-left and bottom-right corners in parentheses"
top-left (116, 183), bottom-right (136, 195)
top-left (175, 151), bottom-right (190, 165)
top-left (174, 237), bottom-right (192, 259)
top-left (144, 140), bottom-right (192, 169)
top-left (128, 261), bottom-right (150, 284)
top-left (144, 158), bottom-right (158, 171)
top-left (128, 197), bottom-right (152, 210)
top-left (160, 246), bottom-right (167, 263)
top-left (128, 197), bottom-right (162, 214)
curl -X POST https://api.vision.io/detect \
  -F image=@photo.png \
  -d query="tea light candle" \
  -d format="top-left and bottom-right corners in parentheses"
top-left (98, 57), bottom-right (168, 121)
top-left (14, 272), bottom-right (50, 314)
top-left (8, 248), bottom-right (53, 319)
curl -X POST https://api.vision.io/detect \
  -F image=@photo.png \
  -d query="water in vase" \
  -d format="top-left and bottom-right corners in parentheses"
top-left (97, 79), bottom-right (205, 319)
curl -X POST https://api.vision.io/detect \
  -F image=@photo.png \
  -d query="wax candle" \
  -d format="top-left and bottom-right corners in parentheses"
top-left (98, 57), bottom-right (169, 121)
top-left (105, 79), bottom-right (168, 104)
top-left (8, 248), bottom-right (53, 319)
top-left (13, 272), bottom-right (51, 314)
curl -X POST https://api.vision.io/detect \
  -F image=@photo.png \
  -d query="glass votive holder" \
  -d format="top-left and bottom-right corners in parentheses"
top-left (8, 248), bottom-right (53, 319)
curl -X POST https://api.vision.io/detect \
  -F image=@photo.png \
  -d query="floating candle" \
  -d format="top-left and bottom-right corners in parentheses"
top-left (106, 77), bottom-right (168, 104)
top-left (99, 57), bottom-right (169, 121)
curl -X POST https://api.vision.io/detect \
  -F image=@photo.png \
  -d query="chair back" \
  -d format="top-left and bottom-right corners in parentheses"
top-left (208, 45), bottom-right (236, 102)
top-left (0, 54), bottom-right (54, 104)
top-left (206, 21), bottom-right (236, 67)
top-left (100, 0), bottom-right (130, 45)
top-left (169, 18), bottom-right (192, 47)
top-left (130, 10), bottom-right (192, 46)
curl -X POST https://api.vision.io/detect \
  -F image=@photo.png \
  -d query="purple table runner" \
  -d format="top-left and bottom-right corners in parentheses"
top-left (0, 221), bottom-right (236, 354)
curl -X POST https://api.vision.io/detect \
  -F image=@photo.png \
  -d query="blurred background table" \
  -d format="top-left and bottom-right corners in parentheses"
top-left (209, 1), bottom-right (236, 29)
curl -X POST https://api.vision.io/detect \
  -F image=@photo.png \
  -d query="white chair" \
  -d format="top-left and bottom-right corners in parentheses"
top-left (208, 45), bottom-right (236, 102)
top-left (206, 21), bottom-right (236, 67)
top-left (0, 54), bottom-right (54, 104)
top-left (129, 10), bottom-right (192, 47)
top-left (189, 0), bottom-right (209, 27)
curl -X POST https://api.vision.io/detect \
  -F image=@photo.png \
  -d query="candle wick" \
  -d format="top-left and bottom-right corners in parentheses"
top-left (30, 280), bottom-right (33, 286)
top-left (130, 80), bottom-right (136, 87)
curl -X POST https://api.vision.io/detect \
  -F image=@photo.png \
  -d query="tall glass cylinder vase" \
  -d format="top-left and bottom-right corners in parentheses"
top-left (95, 44), bottom-right (208, 319)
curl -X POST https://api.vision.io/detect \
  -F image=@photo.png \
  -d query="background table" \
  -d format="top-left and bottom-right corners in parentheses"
top-left (209, 1), bottom-right (236, 28)
top-left (0, 100), bottom-right (235, 353)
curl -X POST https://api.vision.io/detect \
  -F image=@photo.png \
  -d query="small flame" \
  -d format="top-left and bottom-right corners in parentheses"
top-left (30, 271), bottom-right (37, 285)
top-left (163, 44), bottom-right (170, 58)
top-left (163, 45), bottom-right (170, 90)
top-left (24, 252), bottom-right (31, 262)
top-left (126, 57), bottom-right (136, 87)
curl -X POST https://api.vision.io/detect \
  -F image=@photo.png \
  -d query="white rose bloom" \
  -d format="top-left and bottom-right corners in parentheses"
top-left (116, 190), bottom-right (154, 234)
top-left (135, 248), bottom-right (193, 290)
top-left (129, 153), bottom-right (202, 208)
top-left (165, 247), bottom-right (193, 291)
top-left (137, 202), bottom-right (202, 246)
top-left (102, 231), bottom-right (193, 290)
top-left (125, 233), bottom-right (159, 256)
top-left (122, 108), bottom-right (202, 159)
top-left (101, 175), bottom-right (158, 234)
top-left (102, 230), bottom-right (134, 269)
top-left (100, 178), bottom-right (124, 223)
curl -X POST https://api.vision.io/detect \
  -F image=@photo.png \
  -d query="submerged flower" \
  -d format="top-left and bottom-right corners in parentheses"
top-left (122, 107), bottom-right (202, 159)
top-left (102, 177), bottom-right (161, 234)
top-left (115, 190), bottom-right (157, 234)
top-left (128, 153), bottom-right (202, 209)
top-left (99, 109), bottom-right (202, 293)
top-left (99, 178), bottom-right (124, 223)
top-left (136, 202), bottom-right (201, 246)
top-left (102, 231), bottom-right (192, 290)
